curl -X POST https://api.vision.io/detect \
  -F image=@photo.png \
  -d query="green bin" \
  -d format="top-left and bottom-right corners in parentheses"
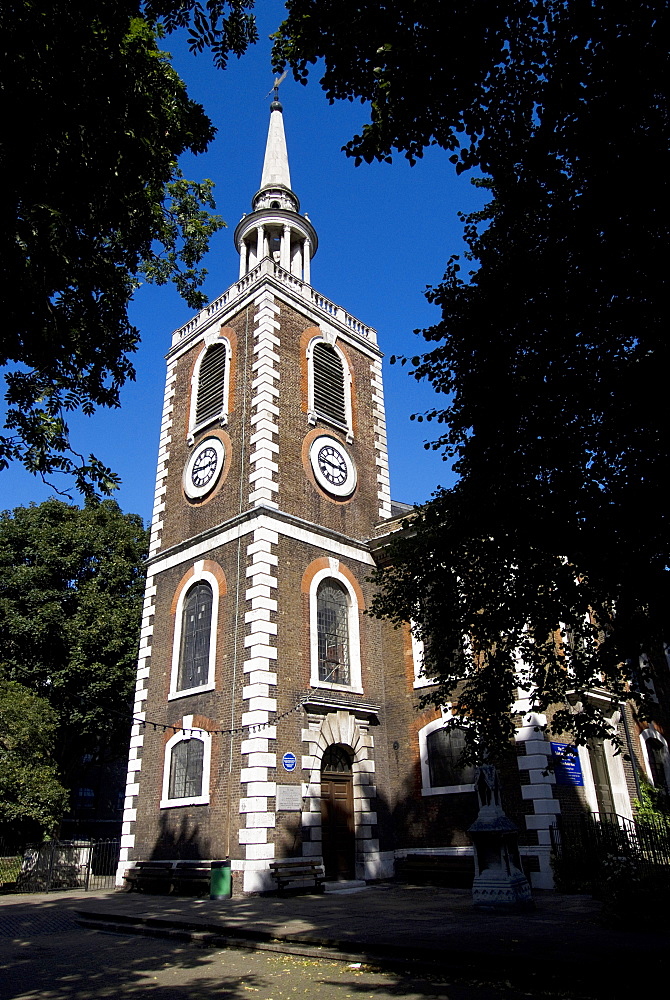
top-left (210, 859), bottom-right (232, 899)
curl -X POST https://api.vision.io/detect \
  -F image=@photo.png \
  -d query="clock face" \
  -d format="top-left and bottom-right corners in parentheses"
top-left (183, 437), bottom-right (225, 500)
top-left (309, 435), bottom-right (357, 498)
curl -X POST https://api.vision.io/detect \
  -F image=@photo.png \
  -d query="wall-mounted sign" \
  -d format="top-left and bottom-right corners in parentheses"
top-left (282, 752), bottom-right (297, 772)
top-left (550, 742), bottom-right (584, 786)
top-left (276, 785), bottom-right (303, 811)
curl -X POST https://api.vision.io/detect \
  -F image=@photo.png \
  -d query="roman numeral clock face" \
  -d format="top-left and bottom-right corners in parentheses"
top-left (309, 435), bottom-right (357, 498)
top-left (183, 437), bottom-right (226, 500)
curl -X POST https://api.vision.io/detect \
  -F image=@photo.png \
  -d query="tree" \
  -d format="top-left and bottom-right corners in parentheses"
top-left (1, 1), bottom-right (257, 495)
top-left (275, 3), bottom-right (669, 758)
top-left (0, 500), bottom-right (149, 805)
top-left (0, 680), bottom-right (69, 841)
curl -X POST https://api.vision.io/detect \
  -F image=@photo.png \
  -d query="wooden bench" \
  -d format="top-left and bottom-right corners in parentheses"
top-left (269, 859), bottom-right (325, 894)
top-left (395, 854), bottom-right (475, 889)
top-left (124, 860), bottom-right (213, 895)
top-left (172, 861), bottom-right (211, 896)
top-left (124, 861), bottom-right (174, 894)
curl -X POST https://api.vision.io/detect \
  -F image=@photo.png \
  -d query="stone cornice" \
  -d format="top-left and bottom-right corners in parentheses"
top-left (146, 503), bottom-right (374, 573)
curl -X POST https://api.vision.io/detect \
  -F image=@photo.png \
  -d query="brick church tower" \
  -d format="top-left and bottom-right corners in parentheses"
top-left (118, 97), bottom-right (660, 897)
top-left (118, 97), bottom-right (398, 892)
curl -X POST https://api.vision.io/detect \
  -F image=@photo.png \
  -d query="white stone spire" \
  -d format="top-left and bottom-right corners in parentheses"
top-left (260, 100), bottom-right (292, 191)
top-left (234, 98), bottom-right (318, 284)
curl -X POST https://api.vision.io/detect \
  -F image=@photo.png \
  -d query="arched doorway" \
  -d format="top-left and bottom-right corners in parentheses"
top-left (320, 744), bottom-right (355, 880)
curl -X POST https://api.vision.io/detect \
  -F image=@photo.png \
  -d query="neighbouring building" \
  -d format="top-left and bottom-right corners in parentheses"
top-left (118, 100), bottom-right (670, 893)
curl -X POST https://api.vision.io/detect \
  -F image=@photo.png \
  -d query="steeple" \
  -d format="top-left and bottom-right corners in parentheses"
top-left (260, 99), bottom-right (292, 192)
top-left (234, 98), bottom-right (318, 284)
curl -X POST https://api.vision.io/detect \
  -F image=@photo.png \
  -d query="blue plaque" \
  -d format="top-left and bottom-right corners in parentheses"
top-left (550, 742), bottom-right (584, 786)
top-left (282, 752), bottom-right (297, 772)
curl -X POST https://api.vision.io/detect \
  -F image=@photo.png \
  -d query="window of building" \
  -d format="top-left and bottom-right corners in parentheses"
top-left (74, 788), bottom-right (96, 812)
top-left (169, 569), bottom-right (219, 699)
top-left (308, 338), bottom-right (352, 436)
top-left (313, 342), bottom-right (346, 425)
top-left (640, 727), bottom-right (670, 794)
top-left (411, 622), bottom-right (437, 688)
top-left (309, 566), bottom-right (363, 692)
top-left (178, 582), bottom-right (212, 691)
top-left (169, 739), bottom-right (204, 799)
top-left (576, 707), bottom-right (633, 820)
top-left (419, 716), bottom-right (476, 796)
top-left (196, 343), bottom-right (227, 426)
top-left (160, 718), bottom-right (211, 808)
top-left (189, 337), bottom-right (230, 438)
top-left (317, 580), bottom-right (350, 685)
top-left (428, 727), bottom-right (476, 788)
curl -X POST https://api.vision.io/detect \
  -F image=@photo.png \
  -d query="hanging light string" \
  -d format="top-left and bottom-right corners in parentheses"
top-left (133, 694), bottom-right (310, 737)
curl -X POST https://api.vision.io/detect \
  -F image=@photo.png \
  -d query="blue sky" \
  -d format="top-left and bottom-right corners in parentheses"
top-left (2, 3), bottom-right (486, 524)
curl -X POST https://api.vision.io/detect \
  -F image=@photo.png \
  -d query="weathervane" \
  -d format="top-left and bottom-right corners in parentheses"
top-left (266, 70), bottom-right (287, 103)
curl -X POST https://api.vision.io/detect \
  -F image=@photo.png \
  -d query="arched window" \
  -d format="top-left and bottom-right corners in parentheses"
top-left (307, 563), bottom-right (363, 692)
top-left (647, 739), bottom-right (669, 793)
top-left (641, 727), bottom-right (670, 794)
top-left (161, 718), bottom-right (211, 808)
top-left (308, 338), bottom-right (353, 436)
top-left (312, 342), bottom-right (346, 426)
top-left (195, 343), bottom-right (227, 427)
top-left (427, 727), bottom-right (476, 789)
top-left (419, 715), bottom-right (477, 796)
top-left (317, 580), bottom-right (350, 686)
top-left (321, 744), bottom-right (353, 774)
top-left (177, 582), bottom-right (213, 692)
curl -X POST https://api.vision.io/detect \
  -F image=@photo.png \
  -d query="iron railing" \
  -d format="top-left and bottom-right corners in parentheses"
top-left (1, 839), bottom-right (120, 893)
top-left (550, 812), bottom-right (670, 892)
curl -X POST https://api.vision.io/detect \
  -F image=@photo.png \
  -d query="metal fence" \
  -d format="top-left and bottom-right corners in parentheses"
top-left (1, 839), bottom-right (120, 893)
top-left (0, 846), bottom-right (23, 890)
top-left (550, 812), bottom-right (670, 892)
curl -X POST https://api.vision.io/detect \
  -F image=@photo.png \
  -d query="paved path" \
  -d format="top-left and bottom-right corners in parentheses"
top-left (0, 884), bottom-right (665, 998)
top-left (0, 923), bottom-right (535, 1000)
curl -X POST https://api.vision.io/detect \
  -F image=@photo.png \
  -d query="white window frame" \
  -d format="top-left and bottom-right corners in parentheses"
top-left (168, 565), bottom-right (219, 700)
top-left (411, 622), bottom-right (436, 688)
top-left (576, 706), bottom-right (633, 820)
top-left (307, 335), bottom-right (353, 441)
top-left (310, 565), bottom-right (363, 693)
top-left (419, 711), bottom-right (476, 797)
top-left (160, 715), bottom-right (211, 808)
top-left (188, 333), bottom-right (231, 442)
top-left (640, 726), bottom-right (670, 790)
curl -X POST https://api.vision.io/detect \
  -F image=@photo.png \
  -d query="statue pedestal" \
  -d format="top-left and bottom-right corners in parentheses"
top-left (472, 862), bottom-right (533, 910)
top-left (468, 765), bottom-right (534, 910)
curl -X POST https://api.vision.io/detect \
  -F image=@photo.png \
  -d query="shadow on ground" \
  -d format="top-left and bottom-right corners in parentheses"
top-left (0, 895), bottom-right (579, 1000)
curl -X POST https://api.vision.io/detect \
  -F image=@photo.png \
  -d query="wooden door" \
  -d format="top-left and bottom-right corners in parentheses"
top-left (321, 745), bottom-right (355, 880)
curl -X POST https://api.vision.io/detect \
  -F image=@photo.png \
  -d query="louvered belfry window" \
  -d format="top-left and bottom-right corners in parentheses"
top-left (178, 582), bottom-right (213, 690)
top-left (313, 342), bottom-right (346, 426)
top-left (317, 580), bottom-right (350, 685)
top-left (196, 344), bottom-right (226, 426)
top-left (168, 738), bottom-right (204, 799)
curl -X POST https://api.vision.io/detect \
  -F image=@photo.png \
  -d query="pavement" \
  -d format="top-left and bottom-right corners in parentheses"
top-left (0, 882), bottom-right (666, 998)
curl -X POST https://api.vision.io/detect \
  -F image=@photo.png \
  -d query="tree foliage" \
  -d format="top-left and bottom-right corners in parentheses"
top-left (275, 2), bottom-right (669, 758)
top-left (0, 500), bottom-right (149, 802)
top-left (1, 1), bottom-right (256, 495)
top-left (0, 680), bottom-right (69, 839)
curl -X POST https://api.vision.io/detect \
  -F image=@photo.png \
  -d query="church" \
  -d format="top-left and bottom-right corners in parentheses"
top-left (117, 99), bottom-right (670, 894)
